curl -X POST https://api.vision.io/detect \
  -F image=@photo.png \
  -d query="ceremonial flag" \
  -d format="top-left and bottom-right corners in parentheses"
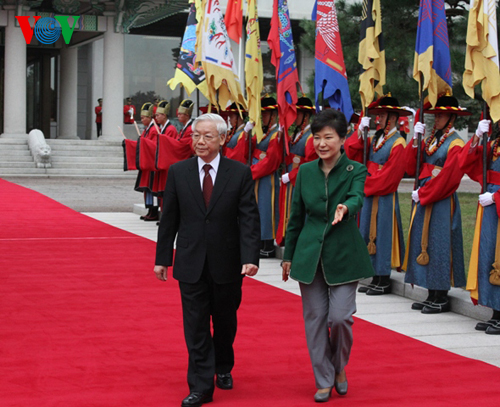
top-left (463, 0), bottom-right (500, 122)
top-left (245, 0), bottom-right (264, 140)
top-left (195, 0), bottom-right (246, 110)
top-left (167, 0), bottom-right (207, 97)
top-left (224, 0), bottom-right (243, 43)
top-left (413, 0), bottom-right (452, 107)
top-left (312, 0), bottom-right (354, 122)
top-left (268, 0), bottom-right (300, 143)
top-left (358, 0), bottom-right (386, 108)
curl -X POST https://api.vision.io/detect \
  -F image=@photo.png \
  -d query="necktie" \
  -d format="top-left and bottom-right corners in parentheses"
top-left (202, 164), bottom-right (213, 208)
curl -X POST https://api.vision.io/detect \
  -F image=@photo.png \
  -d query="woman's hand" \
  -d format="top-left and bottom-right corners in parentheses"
top-left (282, 261), bottom-right (292, 282)
top-left (332, 204), bottom-right (348, 225)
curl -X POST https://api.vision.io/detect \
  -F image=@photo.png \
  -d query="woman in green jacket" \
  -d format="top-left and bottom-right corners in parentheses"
top-left (282, 109), bottom-right (374, 402)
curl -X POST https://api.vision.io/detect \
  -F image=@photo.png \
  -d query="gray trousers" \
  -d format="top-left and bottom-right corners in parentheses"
top-left (299, 270), bottom-right (357, 389)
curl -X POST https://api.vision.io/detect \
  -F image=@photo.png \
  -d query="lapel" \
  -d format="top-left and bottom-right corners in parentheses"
top-left (207, 156), bottom-right (231, 215)
top-left (187, 158), bottom-right (207, 213)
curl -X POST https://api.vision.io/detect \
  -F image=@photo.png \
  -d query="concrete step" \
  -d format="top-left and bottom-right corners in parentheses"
top-left (50, 149), bottom-right (123, 157)
top-left (0, 162), bottom-right (36, 168)
top-left (0, 168), bottom-right (47, 175)
top-left (0, 144), bottom-right (29, 150)
top-left (0, 150), bottom-right (32, 157)
top-left (50, 156), bottom-right (123, 163)
top-left (0, 154), bottom-right (34, 162)
top-left (53, 162), bottom-right (124, 169)
top-left (0, 138), bottom-right (28, 145)
top-left (46, 139), bottom-right (123, 147)
top-left (45, 168), bottom-right (137, 177)
top-left (49, 146), bottom-right (123, 153)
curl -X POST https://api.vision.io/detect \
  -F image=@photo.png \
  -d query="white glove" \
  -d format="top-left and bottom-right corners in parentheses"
top-left (128, 108), bottom-right (134, 117)
top-left (358, 116), bottom-right (371, 138)
top-left (479, 192), bottom-right (495, 207)
top-left (412, 189), bottom-right (420, 203)
top-left (476, 119), bottom-right (491, 137)
top-left (281, 173), bottom-right (290, 184)
top-left (413, 122), bottom-right (425, 139)
top-left (278, 124), bottom-right (283, 132)
top-left (244, 121), bottom-right (254, 133)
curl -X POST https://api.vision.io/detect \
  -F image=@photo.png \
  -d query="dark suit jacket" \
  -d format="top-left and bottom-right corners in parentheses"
top-left (155, 155), bottom-right (261, 284)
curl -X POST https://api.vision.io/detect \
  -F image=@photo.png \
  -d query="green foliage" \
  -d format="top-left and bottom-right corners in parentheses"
top-left (298, 0), bottom-right (486, 129)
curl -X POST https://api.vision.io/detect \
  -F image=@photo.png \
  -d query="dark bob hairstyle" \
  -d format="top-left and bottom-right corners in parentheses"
top-left (311, 109), bottom-right (348, 139)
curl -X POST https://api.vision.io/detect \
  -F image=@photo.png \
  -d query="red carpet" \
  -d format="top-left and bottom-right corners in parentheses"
top-left (1, 178), bottom-right (500, 407)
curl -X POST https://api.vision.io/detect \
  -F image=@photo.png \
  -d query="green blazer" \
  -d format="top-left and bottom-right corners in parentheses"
top-left (283, 153), bottom-right (375, 285)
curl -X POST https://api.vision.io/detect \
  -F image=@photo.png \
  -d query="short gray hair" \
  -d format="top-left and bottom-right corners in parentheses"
top-left (192, 113), bottom-right (228, 137)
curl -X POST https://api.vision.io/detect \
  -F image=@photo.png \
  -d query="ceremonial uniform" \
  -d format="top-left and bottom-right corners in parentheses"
top-left (178, 119), bottom-right (194, 140)
top-left (224, 124), bottom-right (249, 165)
top-left (404, 95), bottom-right (470, 313)
top-left (124, 98), bottom-right (136, 124)
top-left (276, 97), bottom-right (318, 246)
top-left (344, 96), bottom-right (409, 295)
top-left (459, 132), bottom-right (500, 333)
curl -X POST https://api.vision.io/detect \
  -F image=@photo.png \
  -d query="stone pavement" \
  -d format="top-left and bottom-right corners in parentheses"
top-left (86, 210), bottom-right (500, 369)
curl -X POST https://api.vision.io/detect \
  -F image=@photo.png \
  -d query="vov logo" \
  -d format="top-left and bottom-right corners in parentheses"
top-left (16, 16), bottom-right (80, 45)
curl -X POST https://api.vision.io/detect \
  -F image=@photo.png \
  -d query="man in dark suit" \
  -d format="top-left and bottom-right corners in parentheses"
top-left (154, 113), bottom-right (261, 407)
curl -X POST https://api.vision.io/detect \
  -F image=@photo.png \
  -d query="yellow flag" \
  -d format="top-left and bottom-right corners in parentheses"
top-left (195, 0), bottom-right (246, 111)
top-left (245, 0), bottom-right (263, 140)
top-left (358, 0), bottom-right (386, 108)
top-left (463, 0), bottom-right (500, 122)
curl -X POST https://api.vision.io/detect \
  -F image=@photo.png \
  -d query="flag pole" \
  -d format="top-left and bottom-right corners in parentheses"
top-left (363, 107), bottom-right (368, 166)
top-left (414, 73), bottom-right (425, 191)
top-left (482, 100), bottom-right (488, 193)
top-left (196, 88), bottom-right (200, 117)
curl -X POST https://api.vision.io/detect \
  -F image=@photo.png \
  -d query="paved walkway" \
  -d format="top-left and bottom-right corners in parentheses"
top-left (86, 211), bottom-right (500, 368)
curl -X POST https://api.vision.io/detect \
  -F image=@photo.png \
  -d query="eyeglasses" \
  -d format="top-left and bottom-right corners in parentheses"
top-left (192, 133), bottom-right (218, 142)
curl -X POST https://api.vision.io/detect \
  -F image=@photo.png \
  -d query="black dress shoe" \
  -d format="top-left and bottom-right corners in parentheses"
top-left (486, 321), bottom-right (500, 335)
top-left (181, 392), bottom-right (213, 407)
top-left (215, 373), bottom-right (233, 390)
top-left (475, 319), bottom-right (500, 331)
top-left (366, 283), bottom-right (391, 296)
top-left (421, 299), bottom-right (450, 314)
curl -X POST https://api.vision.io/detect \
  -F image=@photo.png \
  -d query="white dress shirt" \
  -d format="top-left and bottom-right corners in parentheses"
top-left (197, 154), bottom-right (220, 191)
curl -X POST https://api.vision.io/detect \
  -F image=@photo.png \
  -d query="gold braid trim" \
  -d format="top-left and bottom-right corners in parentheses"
top-left (490, 218), bottom-right (500, 286)
top-left (416, 204), bottom-right (433, 265)
top-left (367, 196), bottom-right (379, 255)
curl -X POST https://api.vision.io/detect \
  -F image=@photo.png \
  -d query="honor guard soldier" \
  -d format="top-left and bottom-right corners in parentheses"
top-left (404, 93), bottom-right (469, 313)
top-left (276, 96), bottom-right (317, 246)
top-left (251, 96), bottom-right (282, 258)
top-left (95, 98), bottom-right (102, 137)
top-left (345, 95), bottom-right (410, 295)
top-left (124, 97), bottom-right (136, 124)
top-left (177, 99), bottom-right (195, 140)
top-left (134, 102), bottom-right (160, 221)
top-left (459, 114), bottom-right (500, 334)
top-left (223, 103), bottom-right (253, 165)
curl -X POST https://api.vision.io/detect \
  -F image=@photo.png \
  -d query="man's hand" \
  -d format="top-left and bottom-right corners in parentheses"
top-left (412, 189), bottom-right (420, 203)
top-left (282, 261), bottom-right (291, 282)
top-left (154, 265), bottom-right (168, 281)
top-left (479, 192), bottom-right (495, 207)
top-left (244, 121), bottom-right (254, 134)
top-left (241, 263), bottom-right (259, 276)
top-left (358, 116), bottom-right (371, 139)
top-left (281, 173), bottom-right (290, 184)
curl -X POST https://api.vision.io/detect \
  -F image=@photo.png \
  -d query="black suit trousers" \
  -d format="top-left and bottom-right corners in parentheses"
top-left (179, 260), bottom-right (243, 393)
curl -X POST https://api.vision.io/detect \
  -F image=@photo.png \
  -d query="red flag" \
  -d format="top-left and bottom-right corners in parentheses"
top-left (224, 0), bottom-right (243, 43)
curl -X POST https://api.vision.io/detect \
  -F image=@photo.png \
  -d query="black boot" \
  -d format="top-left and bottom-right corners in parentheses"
top-left (259, 239), bottom-right (276, 258)
top-left (366, 275), bottom-right (392, 295)
top-left (422, 290), bottom-right (450, 314)
top-left (412, 290), bottom-right (436, 310)
top-left (358, 276), bottom-right (380, 293)
top-left (144, 206), bottom-right (159, 221)
top-left (140, 207), bottom-right (152, 220)
top-left (476, 309), bottom-right (500, 331)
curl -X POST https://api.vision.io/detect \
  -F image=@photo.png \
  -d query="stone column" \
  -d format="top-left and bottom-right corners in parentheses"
top-left (100, 15), bottom-right (124, 141)
top-left (58, 45), bottom-right (79, 139)
top-left (1, 9), bottom-right (27, 138)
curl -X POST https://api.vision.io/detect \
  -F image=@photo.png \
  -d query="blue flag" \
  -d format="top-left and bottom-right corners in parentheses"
top-left (413, 0), bottom-right (452, 106)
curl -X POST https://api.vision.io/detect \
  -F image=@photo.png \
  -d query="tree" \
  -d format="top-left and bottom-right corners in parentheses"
top-left (299, 0), bottom-right (490, 129)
